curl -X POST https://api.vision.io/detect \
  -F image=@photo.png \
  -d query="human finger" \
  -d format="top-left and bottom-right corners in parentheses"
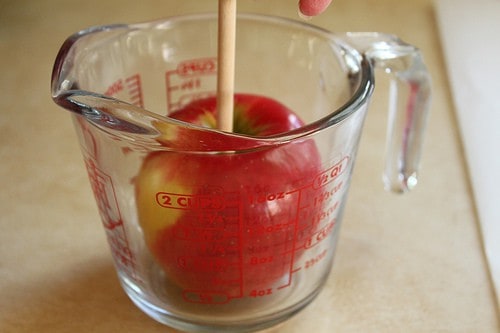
top-left (298, 0), bottom-right (333, 16)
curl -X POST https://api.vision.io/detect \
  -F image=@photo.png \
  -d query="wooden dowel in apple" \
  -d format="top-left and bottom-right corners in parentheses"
top-left (216, 0), bottom-right (237, 132)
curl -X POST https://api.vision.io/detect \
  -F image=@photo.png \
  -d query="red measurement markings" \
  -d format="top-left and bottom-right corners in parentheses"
top-left (165, 57), bottom-right (217, 112)
top-left (313, 181), bottom-right (344, 207)
top-left (310, 201), bottom-right (340, 227)
top-left (85, 158), bottom-right (121, 230)
top-left (125, 74), bottom-right (144, 107)
top-left (245, 222), bottom-right (296, 237)
top-left (304, 220), bottom-right (336, 249)
top-left (304, 249), bottom-right (328, 269)
top-left (104, 79), bottom-right (123, 97)
top-left (84, 157), bottom-right (138, 281)
top-left (249, 288), bottom-right (273, 297)
top-left (157, 190), bottom-right (245, 300)
top-left (156, 192), bottom-right (225, 210)
top-left (256, 160), bottom-right (351, 290)
top-left (313, 156), bottom-right (350, 189)
top-left (246, 191), bottom-right (289, 205)
top-left (104, 74), bottom-right (144, 108)
top-left (272, 189), bottom-right (304, 290)
top-left (296, 197), bottom-right (340, 250)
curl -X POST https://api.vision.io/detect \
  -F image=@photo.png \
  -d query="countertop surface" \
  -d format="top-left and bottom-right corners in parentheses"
top-left (1, 0), bottom-right (499, 332)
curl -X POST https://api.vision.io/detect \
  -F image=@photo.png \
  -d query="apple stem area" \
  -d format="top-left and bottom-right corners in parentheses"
top-left (216, 0), bottom-right (237, 132)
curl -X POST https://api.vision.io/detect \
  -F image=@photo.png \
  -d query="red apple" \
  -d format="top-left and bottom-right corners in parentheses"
top-left (135, 94), bottom-right (321, 300)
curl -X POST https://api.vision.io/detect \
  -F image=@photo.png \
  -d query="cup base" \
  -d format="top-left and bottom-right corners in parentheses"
top-left (119, 272), bottom-right (325, 333)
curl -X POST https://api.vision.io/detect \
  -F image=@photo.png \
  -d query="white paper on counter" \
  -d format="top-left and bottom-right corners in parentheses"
top-left (435, 0), bottom-right (500, 308)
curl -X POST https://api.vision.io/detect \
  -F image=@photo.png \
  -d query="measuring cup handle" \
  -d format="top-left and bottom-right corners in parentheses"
top-left (346, 32), bottom-right (432, 193)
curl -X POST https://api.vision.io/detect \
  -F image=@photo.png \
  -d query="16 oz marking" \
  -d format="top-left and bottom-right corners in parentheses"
top-left (247, 191), bottom-right (287, 204)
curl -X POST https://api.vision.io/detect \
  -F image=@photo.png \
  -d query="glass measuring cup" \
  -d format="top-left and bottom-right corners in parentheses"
top-left (51, 14), bottom-right (430, 333)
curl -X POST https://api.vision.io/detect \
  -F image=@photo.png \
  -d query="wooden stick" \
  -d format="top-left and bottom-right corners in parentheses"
top-left (216, 0), bottom-right (237, 132)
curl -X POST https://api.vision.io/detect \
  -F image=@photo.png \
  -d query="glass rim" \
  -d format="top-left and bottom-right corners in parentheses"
top-left (52, 13), bottom-right (375, 151)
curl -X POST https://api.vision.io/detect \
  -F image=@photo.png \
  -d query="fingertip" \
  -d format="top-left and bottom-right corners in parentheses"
top-left (298, 0), bottom-right (333, 16)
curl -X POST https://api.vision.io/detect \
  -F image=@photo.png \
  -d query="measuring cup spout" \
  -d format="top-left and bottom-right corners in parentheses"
top-left (51, 20), bottom-right (327, 153)
top-left (346, 32), bottom-right (432, 193)
top-left (51, 24), bottom-right (166, 140)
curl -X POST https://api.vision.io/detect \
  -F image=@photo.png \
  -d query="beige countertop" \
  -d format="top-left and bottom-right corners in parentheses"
top-left (1, 0), bottom-right (499, 332)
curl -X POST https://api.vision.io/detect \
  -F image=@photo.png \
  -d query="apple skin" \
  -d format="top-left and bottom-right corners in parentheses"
top-left (135, 94), bottom-right (321, 297)
top-left (164, 93), bottom-right (305, 136)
